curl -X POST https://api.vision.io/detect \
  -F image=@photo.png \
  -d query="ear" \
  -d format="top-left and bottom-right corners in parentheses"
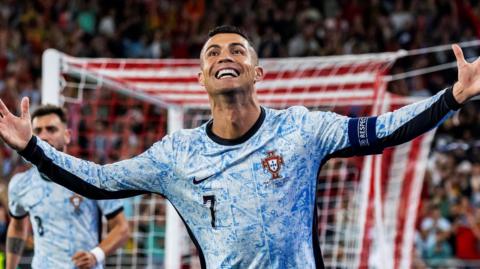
top-left (198, 71), bottom-right (205, 87)
top-left (64, 128), bottom-right (72, 145)
top-left (253, 66), bottom-right (264, 83)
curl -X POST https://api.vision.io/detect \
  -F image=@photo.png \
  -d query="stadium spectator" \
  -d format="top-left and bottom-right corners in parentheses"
top-left (417, 205), bottom-right (453, 265)
top-left (452, 197), bottom-right (480, 260)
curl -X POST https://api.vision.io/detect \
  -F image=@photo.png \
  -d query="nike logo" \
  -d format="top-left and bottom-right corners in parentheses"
top-left (192, 175), bottom-right (214, 185)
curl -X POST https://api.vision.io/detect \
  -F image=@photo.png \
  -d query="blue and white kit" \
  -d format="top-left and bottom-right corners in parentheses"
top-left (8, 168), bottom-right (124, 269)
top-left (19, 87), bottom-right (461, 268)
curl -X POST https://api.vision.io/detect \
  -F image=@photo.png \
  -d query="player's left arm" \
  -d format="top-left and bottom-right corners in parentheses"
top-left (330, 44), bottom-right (480, 157)
top-left (72, 210), bottom-right (129, 269)
top-left (331, 85), bottom-right (460, 157)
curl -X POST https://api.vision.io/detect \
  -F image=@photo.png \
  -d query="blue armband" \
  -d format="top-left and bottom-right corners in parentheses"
top-left (348, 116), bottom-right (377, 148)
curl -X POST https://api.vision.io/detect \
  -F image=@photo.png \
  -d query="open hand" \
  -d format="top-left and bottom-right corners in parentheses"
top-left (452, 44), bottom-right (480, 104)
top-left (0, 97), bottom-right (32, 150)
top-left (72, 250), bottom-right (97, 269)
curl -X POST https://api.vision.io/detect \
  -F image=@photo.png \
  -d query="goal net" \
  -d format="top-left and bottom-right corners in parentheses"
top-left (38, 49), bottom-right (433, 269)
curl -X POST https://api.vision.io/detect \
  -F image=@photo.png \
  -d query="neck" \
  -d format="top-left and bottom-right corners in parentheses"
top-left (210, 88), bottom-right (261, 140)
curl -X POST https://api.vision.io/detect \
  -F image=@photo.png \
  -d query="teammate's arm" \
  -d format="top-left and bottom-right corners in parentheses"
top-left (72, 212), bottom-right (129, 269)
top-left (6, 217), bottom-right (29, 269)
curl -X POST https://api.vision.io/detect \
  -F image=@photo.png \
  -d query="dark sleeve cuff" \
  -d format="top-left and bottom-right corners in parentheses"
top-left (8, 210), bottom-right (27, 219)
top-left (18, 136), bottom-right (38, 160)
top-left (105, 207), bottom-right (124, 220)
top-left (444, 86), bottom-right (462, 110)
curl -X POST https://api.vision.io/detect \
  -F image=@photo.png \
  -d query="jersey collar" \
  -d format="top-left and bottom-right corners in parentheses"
top-left (206, 106), bottom-right (266, 146)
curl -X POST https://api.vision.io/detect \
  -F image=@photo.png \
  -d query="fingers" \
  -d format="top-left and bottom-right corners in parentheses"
top-left (72, 251), bottom-right (87, 265)
top-left (72, 251), bottom-right (86, 259)
top-left (73, 258), bottom-right (89, 267)
top-left (74, 259), bottom-right (89, 266)
top-left (74, 257), bottom-right (94, 268)
top-left (0, 98), bottom-right (30, 119)
top-left (72, 251), bottom-right (95, 268)
top-left (20, 97), bottom-right (30, 121)
top-left (452, 44), bottom-right (467, 67)
top-left (0, 99), bottom-right (11, 118)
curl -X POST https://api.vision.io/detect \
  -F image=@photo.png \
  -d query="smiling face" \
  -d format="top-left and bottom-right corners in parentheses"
top-left (198, 33), bottom-right (263, 97)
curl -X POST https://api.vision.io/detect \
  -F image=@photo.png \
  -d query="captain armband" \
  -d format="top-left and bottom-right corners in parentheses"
top-left (347, 117), bottom-right (378, 148)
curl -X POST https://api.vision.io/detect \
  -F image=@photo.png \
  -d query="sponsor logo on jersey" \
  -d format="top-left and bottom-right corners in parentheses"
top-left (262, 150), bottom-right (284, 180)
top-left (193, 174), bottom-right (214, 185)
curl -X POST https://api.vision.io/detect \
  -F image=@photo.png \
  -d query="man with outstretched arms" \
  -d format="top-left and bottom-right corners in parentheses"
top-left (0, 26), bottom-right (477, 268)
top-left (5, 105), bottom-right (130, 269)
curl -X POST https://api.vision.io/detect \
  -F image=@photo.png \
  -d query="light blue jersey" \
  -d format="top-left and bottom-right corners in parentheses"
top-left (8, 168), bottom-right (124, 269)
top-left (19, 88), bottom-right (461, 268)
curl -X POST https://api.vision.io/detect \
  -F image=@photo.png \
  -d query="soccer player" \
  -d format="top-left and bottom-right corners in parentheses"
top-left (0, 25), bottom-right (478, 268)
top-left (5, 105), bottom-right (130, 269)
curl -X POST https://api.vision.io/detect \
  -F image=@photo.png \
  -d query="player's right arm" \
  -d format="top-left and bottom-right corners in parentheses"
top-left (16, 135), bottom-right (175, 200)
top-left (6, 174), bottom-right (29, 269)
top-left (6, 217), bottom-right (29, 269)
top-left (0, 99), bottom-right (176, 200)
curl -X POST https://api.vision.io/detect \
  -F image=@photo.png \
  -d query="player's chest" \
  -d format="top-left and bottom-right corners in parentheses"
top-left (184, 129), bottom-right (312, 187)
top-left (23, 182), bottom-right (91, 214)
top-left (179, 137), bottom-right (317, 218)
top-left (178, 146), bottom-right (317, 232)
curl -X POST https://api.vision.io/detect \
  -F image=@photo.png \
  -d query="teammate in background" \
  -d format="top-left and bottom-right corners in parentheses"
top-left (5, 105), bottom-right (130, 269)
top-left (0, 25), bottom-right (478, 268)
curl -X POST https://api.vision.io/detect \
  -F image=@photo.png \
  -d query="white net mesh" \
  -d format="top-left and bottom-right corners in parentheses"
top-left (39, 49), bottom-right (432, 269)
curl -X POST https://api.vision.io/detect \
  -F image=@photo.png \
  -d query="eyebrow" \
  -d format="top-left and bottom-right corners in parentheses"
top-left (205, 44), bottom-right (220, 52)
top-left (205, 42), bottom-right (247, 53)
top-left (33, 125), bottom-right (59, 130)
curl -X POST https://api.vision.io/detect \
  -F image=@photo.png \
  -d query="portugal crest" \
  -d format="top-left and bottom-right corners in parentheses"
top-left (262, 151), bottom-right (284, 180)
top-left (70, 194), bottom-right (83, 213)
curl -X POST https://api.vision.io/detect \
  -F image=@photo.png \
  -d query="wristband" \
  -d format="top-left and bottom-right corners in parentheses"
top-left (90, 246), bottom-right (105, 264)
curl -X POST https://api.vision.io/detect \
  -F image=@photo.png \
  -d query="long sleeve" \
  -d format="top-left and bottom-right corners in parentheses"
top-left (298, 86), bottom-right (461, 159)
top-left (337, 86), bottom-right (460, 157)
top-left (18, 135), bottom-right (177, 199)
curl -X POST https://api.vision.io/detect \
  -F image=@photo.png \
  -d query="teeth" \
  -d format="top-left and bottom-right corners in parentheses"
top-left (216, 68), bottom-right (239, 79)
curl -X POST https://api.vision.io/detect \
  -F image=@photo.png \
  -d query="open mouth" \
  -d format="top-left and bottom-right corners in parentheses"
top-left (215, 68), bottom-right (240, 79)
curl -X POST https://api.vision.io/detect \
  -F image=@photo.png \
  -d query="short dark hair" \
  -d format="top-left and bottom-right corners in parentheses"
top-left (31, 104), bottom-right (67, 123)
top-left (208, 25), bottom-right (253, 46)
top-left (205, 25), bottom-right (258, 65)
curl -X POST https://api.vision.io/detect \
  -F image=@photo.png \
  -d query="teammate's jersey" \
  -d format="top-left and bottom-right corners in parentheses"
top-left (8, 167), bottom-right (124, 269)
top-left (19, 87), bottom-right (461, 268)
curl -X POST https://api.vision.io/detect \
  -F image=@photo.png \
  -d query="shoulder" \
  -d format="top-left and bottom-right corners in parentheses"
top-left (98, 198), bottom-right (124, 210)
top-left (267, 106), bottom-right (309, 116)
top-left (265, 106), bottom-right (333, 124)
top-left (174, 127), bottom-right (203, 140)
top-left (8, 168), bottom-right (37, 196)
top-left (152, 125), bottom-right (207, 151)
top-left (438, 218), bottom-right (451, 229)
top-left (150, 126), bottom-right (204, 147)
top-left (264, 106), bottom-right (307, 122)
top-left (420, 218), bottom-right (433, 230)
top-left (97, 199), bottom-right (125, 219)
top-left (283, 106), bottom-right (347, 122)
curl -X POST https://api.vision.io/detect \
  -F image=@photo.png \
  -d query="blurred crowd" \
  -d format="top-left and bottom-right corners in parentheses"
top-left (415, 100), bottom-right (480, 268)
top-left (0, 0), bottom-right (478, 267)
